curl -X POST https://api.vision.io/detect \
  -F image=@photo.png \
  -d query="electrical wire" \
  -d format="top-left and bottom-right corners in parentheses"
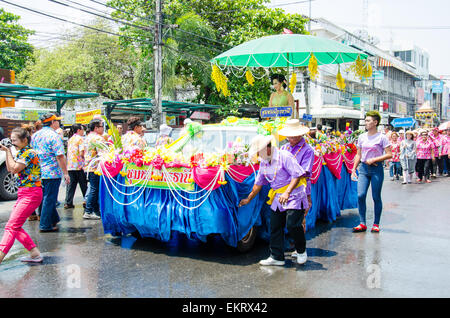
top-left (48, 0), bottom-right (153, 32)
top-left (88, 0), bottom-right (232, 48)
top-left (0, 0), bottom-right (155, 46)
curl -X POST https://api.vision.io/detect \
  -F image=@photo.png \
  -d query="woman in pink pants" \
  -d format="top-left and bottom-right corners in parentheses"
top-left (0, 127), bottom-right (44, 264)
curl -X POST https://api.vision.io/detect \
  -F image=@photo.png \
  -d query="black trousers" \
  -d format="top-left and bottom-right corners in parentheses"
top-left (416, 159), bottom-right (432, 181)
top-left (432, 156), bottom-right (444, 175)
top-left (270, 208), bottom-right (306, 261)
top-left (65, 170), bottom-right (88, 205)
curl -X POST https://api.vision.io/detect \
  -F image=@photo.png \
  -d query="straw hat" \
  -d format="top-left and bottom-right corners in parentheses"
top-left (405, 130), bottom-right (415, 137)
top-left (277, 119), bottom-right (310, 137)
top-left (249, 135), bottom-right (274, 155)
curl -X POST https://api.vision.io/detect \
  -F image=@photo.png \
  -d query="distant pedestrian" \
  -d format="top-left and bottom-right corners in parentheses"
top-left (117, 124), bottom-right (124, 136)
top-left (389, 132), bottom-right (402, 181)
top-left (416, 129), bottom-right (435, 184)
top-left (0, 127), bottom-right (44, 264)
top-left (122, 117), bottom-right (146, 150)
top-left (441, 128), bottom-right (450, 176)
top-left (351, 111), bottom-right (392, 233)
top-left (31, 113), bottom-right (70, 232)
top-left (400, 131), bottom-right (417, 184)
top-left (65, 124), bottom-right (87, 209)
top-left (83, 119), bottom-right (106, 220)
top-left (429, 127), bottom-right (444, 177)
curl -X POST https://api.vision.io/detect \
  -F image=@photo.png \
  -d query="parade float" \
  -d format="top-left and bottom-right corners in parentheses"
top-left (97, 117), bottom-right (360, 252)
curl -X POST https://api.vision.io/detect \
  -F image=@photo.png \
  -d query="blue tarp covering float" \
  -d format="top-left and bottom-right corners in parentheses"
top-left (97, 118), bottom-right (358, 250)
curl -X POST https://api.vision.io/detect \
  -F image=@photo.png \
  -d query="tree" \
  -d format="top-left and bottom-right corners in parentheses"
top-left (0, 8), bottom-right (34, 73)
top-left (18, 20), bottom-right (137, 103)
top-left (108, 0), bottom-right (308, 115)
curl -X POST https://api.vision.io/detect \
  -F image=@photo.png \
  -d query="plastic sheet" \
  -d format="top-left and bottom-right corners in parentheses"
top-left (100, 172), bottom-right (267, 247)
top-left (100, 163), bottom-right (357, 246)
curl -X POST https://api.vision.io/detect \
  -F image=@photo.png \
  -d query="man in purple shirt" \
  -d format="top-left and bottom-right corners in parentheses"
top-left (278, 119), bottom-right (313, 234)
top-left (239, 134), bottom-right (309, 266)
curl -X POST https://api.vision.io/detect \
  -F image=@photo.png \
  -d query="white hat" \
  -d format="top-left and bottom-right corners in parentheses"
top-left (277, 119), bottom-right (310, 137)
top-left (249, 135), bottom-right (274, 156)
top-left (160, 124), bottom-right (172, 136)
top-left (184, 118), bottom-right (193, 125)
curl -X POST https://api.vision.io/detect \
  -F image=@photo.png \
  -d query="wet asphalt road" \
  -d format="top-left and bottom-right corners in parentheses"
top-left (0, 172), bottom-right (449, 298)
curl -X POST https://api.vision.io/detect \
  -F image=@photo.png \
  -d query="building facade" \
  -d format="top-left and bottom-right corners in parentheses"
top-left (292, 18), bottom-right (446, 131)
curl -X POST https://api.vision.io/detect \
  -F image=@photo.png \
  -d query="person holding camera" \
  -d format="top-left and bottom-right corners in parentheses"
top-left (0, 128), bottom-right (44, 264)
top-left (31, 113), bottom-right (70, 232)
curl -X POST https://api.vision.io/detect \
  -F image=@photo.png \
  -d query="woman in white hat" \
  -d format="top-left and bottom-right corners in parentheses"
top-left (399, 130), bottom-right (417, 184)
top-left (239, 134), bottom-right (309, 266)
top-left (155, 124), bottom-right (173, 148)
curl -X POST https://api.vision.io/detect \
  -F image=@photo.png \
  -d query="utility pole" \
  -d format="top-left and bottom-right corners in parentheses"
top-left (154, 0), bottom-right (164, 129)
top-left (308, 0), bottom-right (312, 33)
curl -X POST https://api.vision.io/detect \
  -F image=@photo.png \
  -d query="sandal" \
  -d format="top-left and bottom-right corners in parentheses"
top-left (371, 224), bottom-right (380, 233)
top-left (20, 255), bottom-right (43, 263)
top-left (352, 224), bottom-right (367, 233)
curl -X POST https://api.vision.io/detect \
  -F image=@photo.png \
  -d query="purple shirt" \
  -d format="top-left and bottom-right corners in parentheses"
top-left (281, 138), bottom-right (314, 195)
top-left (357, 132), bottom-right (391, 163)
top-left (255, 147), bottom-right (308, 212)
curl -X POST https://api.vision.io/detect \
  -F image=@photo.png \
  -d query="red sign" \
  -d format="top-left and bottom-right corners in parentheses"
top-left (190, 111), bottom-right (210, 120)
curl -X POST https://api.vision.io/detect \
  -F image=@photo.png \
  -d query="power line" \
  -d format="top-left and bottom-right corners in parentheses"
top-left (0, 0), bottom-right (154, 47)
top-left (48, 0), bottom-right (153, 32)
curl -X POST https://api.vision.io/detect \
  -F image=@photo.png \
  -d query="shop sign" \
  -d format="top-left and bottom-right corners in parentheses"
top-left (125, 164), bottom-right (195, 191)
top-left (396, 100), bottom-right (407, 115)
top-left (432, 81), bottom-right (443, 94)
top-left (190, 111), bottom-right (210, 120)
top-left (260, 106), bottom-right (292, 118)
top-left (302, 113), bottom-right (313, 121)
top-left (75, 109), bottom-right (101, 124)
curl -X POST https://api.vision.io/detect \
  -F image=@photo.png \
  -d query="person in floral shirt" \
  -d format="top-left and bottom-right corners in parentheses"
top-left (64, 124), bottom-right (87, 209)
top-left (416, 129), bottom-right (435, 183)
top-left (389, 132), bottom-right (402, 181)
top-left (0, 127), bottom-right (44, 264)
top-left (83, 119), bottom-right (107, 220)
top-left (31, 113), bottom-right (70, 232)
top-left (122, 117), bottom-right (146, 150)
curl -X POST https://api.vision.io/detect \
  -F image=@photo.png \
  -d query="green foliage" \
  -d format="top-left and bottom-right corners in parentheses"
top-left (0, 8), bottom-right (34, 73)
top-left (102, 115), bottom-right (122, 150)
top-left (17, 19), bottom-right (137, 101)
top-left (108, 0), bottom-right (308, 115)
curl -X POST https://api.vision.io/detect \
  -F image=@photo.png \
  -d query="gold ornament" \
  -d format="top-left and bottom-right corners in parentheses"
top-left (308, 53), bottom-right (319, 81)
top-left (289, 72), bottom-right (297, 94)
top-left (336, 67), bottom-right (346, 91)
top-left (245, 69), bottom-right (255, 86)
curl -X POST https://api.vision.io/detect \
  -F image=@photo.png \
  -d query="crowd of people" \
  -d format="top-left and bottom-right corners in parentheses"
top-left (0, 112), bottom-right (180, 264)
top-left (0, 108), bottom-right (448, 267)
top-left (385, 126), bottom-right (450, 184)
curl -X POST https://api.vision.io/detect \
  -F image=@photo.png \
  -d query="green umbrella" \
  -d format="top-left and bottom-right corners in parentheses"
top-left (211, 34), bottom-right (368, 68)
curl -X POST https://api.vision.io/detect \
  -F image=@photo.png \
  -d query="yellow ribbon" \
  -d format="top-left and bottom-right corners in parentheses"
top-left (266, 177), bottom-right (307, 205)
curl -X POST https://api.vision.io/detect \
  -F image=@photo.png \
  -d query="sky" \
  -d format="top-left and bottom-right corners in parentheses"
top-left (1, 0), bottom-right (450, 80)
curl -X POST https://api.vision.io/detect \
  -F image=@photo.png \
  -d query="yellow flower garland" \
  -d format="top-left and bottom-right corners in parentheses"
top-left (308, 53), bottom-right (319, 81)
top-left (289, 72), bottom-right (297, 94)
top-left (211, 64), bottom-right (230, 97)
top-left (245, 69), bottom-right (255, 86)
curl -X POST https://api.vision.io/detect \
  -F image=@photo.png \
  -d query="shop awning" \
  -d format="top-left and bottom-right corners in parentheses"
top-left (0, 83), bottom-right (99, 112)
top-left (103, 98), bottom-right (220, 120)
